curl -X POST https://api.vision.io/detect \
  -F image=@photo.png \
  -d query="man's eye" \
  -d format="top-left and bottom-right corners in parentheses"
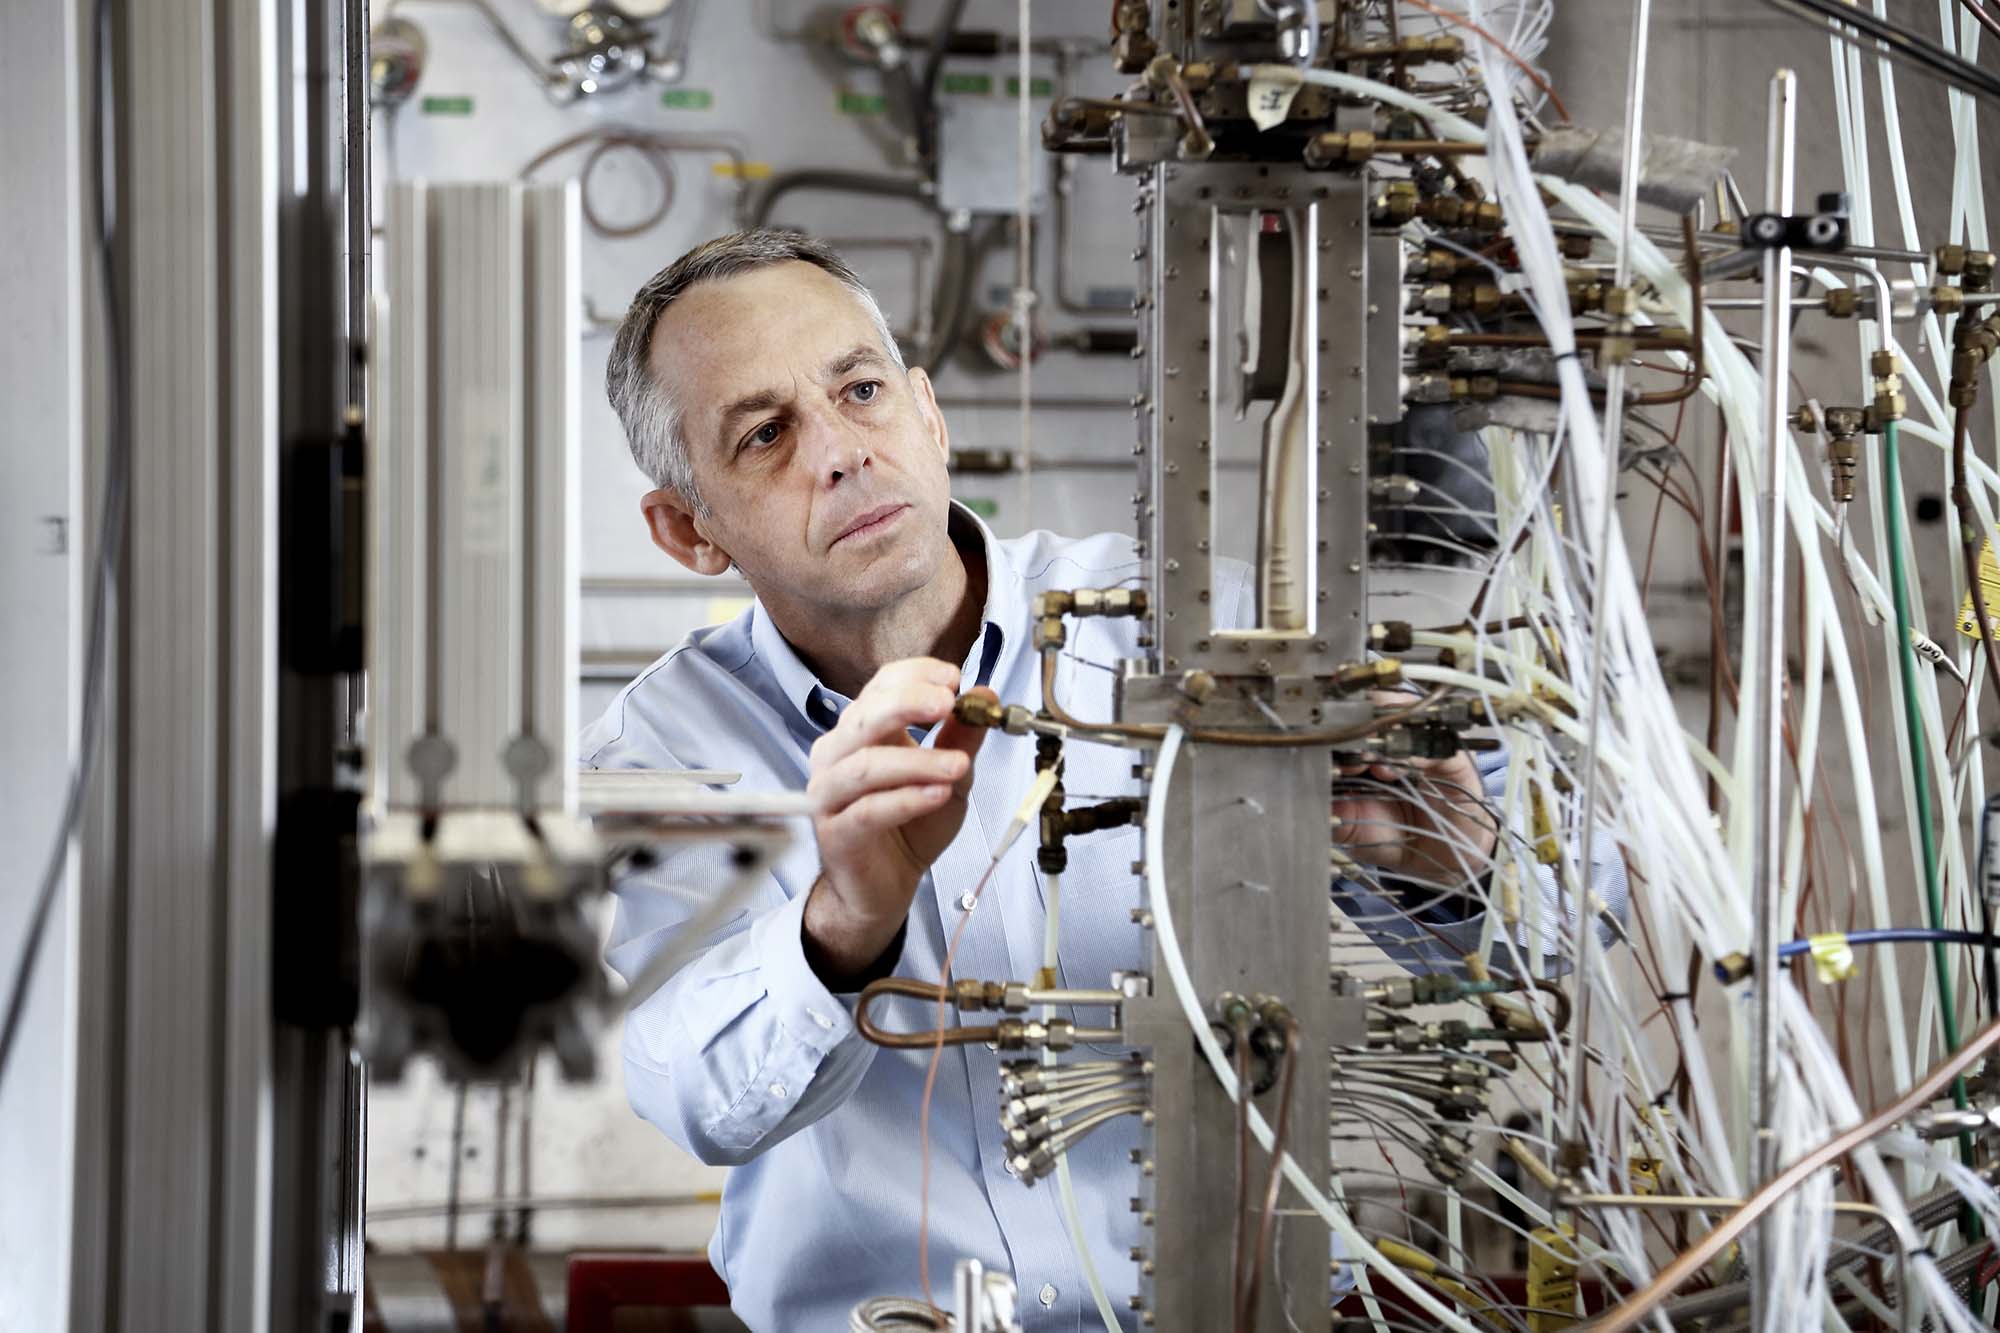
top-left (749, 421), bottom-right (783, 446)
top-left (849, 380), bottom-right (880, 403)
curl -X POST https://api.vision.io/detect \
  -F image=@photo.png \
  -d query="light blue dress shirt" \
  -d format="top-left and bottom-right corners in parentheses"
top-left (581, 504), bottom-right (1625, 1332)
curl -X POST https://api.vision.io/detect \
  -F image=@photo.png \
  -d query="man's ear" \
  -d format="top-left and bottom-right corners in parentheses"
top-left (906, 365), bottom-right (951, 462)
top-left (640, 488), bottom-right (735, 575)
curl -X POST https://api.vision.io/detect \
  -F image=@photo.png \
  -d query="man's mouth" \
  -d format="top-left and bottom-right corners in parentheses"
top-left (831, 503), bottom-right (910, 547)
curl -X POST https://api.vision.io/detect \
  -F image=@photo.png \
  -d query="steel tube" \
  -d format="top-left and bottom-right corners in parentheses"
top-left (1749, 67), bottom-right (1799, 1333)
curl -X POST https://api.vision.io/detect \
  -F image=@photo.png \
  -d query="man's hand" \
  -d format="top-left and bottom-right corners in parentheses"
top-left (1333, 720), bottom-right (1498, 888)
top-left (802, 658), bottom-right (993, 982)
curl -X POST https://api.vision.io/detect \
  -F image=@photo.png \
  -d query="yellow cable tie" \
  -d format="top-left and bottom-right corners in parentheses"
top-left (1806, 932), bottom-right (1857, 984)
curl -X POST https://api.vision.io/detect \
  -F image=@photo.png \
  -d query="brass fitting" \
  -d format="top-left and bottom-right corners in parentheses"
top-left (1824, 287), bottom-right (1859, 319)
top-left (1567, 279), bottom-right (1606, 314)
top-left (1967, 250), bottom-right (1997, 292)
top-left (952, 693), bottom-right (1035, 734)
top-left (1410, 247), bottom-right (1463, 280)
top-left (1178, 669), bottom-right (1217, 704)
top-left (1333, 658), bottom-right (1404, 695)
top-left (1110, 1), bottom-right (1155, 74)
top-left (954, 692), bottom-right (1005, 729)
top-left (1368, 620), bottom-right (1414, 653)
top-left (1558, 232), bottom-right (1593, 261)
top-left (1371, 180), bottom-right (1420, 226)
top-left (1823, 405), bottom-right (1868, 439)
top-left (1424, 194), bottom-right (1465, 227)
top-left (1827, 434), bottom-right (1861, 504)
top-left (1455, 280), bottom-right (1503, 316)
top-left (1066, 586), bottom-right (1147, 618)
top-left (1303, 129), bottom-right (1377, 168)
top-left (1602, 286), bottom-right (1638, 318)
top-left (1790, 404), bottom-right (1819, 434)
top-left (1938, 243), bottom-right (1969, 276)
top-left (1930, 284), bottom-right (1966, 317)
top-left (1870, 349), bottom-right (1905, 423)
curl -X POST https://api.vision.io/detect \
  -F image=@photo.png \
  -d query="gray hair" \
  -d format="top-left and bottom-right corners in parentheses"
top-left (605, 228), bottom-right (907, 514)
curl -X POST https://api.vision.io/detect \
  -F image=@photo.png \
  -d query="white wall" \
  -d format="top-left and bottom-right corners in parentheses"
top-left (0, 0), bottom-right (81, 1324)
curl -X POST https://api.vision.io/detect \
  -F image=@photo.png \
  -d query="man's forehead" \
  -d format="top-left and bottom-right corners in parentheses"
top-left (649, 261), bottom-right (876, 384)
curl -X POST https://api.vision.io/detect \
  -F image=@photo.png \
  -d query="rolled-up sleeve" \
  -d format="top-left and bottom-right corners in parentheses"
top-left (606, 844), bottom-right (885, 1166)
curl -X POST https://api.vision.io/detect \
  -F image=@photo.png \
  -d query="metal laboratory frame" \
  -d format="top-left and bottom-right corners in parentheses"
top-left (68, 1), bottom-right (370, 1331)
top-left (1115, 166), bottom-right (1381, 1329)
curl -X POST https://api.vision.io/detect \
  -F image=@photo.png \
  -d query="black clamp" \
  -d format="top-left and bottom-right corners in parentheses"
top-left (1740, 192), bottom-right (1851, 254)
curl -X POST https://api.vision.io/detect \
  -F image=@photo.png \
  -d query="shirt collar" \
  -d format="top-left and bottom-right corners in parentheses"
top-left (749, 500), bottom-right (1021, 733)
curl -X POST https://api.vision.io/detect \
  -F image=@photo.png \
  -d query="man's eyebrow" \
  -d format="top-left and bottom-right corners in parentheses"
top-left (714, 385), bottom-right (790, 450)
top-left (822, 344), bottom-right (888, 380)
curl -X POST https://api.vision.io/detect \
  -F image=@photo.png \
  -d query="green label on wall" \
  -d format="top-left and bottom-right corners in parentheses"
top-left (941, 72), bottom-right (993, 95)
top-left (1004, 76), bottom-right (1055, 98)
top-left (837, 91), bottom-right (887, 115)
top-left (959, 497), bottom-right (999, 519)
top-left (420, 95), bottom-right (474, 115)
top-left (660, 87), bottom-right (714, 110)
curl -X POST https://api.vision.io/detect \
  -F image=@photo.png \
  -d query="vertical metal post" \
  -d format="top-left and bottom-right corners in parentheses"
top-left (1749, 65), bottom-right (1798, 1333)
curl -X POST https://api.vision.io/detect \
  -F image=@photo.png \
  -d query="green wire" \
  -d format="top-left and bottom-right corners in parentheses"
top-left (1883, 415), bottom-right (1981, 1294)
top-left (1882, 420), bottom-right (1967, 1073)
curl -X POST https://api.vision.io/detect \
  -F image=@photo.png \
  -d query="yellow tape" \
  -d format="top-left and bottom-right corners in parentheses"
top-left (1527, 1224), bottom-right (1580, 1332)
top-left (711, 160), bottom-right (773, 180)
top-left (1807, 932), bottom-right (1856, 984)
top-left (1956, 534), bottom-right (2000, 638)
top-left (1529, 783), bottom-right (1561, 865)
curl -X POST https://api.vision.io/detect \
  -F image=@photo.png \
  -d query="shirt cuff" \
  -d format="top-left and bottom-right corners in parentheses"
top-left (753, 886), bottom-right (867, 1053)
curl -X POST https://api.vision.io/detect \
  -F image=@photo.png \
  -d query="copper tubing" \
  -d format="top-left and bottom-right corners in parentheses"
top-left (1163, 71), bottom-right (1211, 157)
top-left (1951, 389), bottom-right (2000, 706)
top-left (1229, 1015), bottom-right (1253, 1328)
top-left (1498, 215), bottom-right (1707, 408)
top-left (1364, 138), bottom-right (1490, 156)
top-left (1592, 1015), bottom-right (2000, 1333)
top-left (1037, 648), bottom-right (1451, 748)
top-left (1629, 214), bottom-right (1708, 407)
top-left (1237, 1016), bottom-right (1301, 1331)
top-left (856, 979), bottom-right (999, 1050)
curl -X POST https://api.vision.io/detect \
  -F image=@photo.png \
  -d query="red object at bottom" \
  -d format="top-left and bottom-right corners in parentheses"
top-left (566, 1252), bottom-right (737, 1333)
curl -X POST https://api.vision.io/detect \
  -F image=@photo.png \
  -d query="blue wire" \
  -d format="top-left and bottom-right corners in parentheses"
top-left (1721, 929), bottom-right (2000, 982)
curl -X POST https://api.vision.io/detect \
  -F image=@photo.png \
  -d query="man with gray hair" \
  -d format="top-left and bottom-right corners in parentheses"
top-left (583, 229), bottom-right (1615, 1330)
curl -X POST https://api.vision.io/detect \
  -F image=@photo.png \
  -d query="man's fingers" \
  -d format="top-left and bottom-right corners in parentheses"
top-left (932, 686), bottom-right (995, 797)
top-left (811, 746), bottom-right (971, 816)
top-left (828, 784), bottom-right (957, 837)
top-left (1333, 798), bottom-right (1404, 868)
top-left (811, 661), bottom-right (962, 768)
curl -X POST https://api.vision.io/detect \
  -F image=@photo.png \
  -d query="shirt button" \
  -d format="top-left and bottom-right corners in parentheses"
top-left (1038, 1283), bottom-right (1058, 1307)
top-left (809, 1009), bottom-right (833, 1030)
top-left (768, 1082), bottom-right (787, 1099)
top-left (959, 891), bottom-right (978, 911)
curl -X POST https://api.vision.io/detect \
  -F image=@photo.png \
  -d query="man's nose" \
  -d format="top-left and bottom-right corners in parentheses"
top-left (802, 403), bottom-right (870, 487)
